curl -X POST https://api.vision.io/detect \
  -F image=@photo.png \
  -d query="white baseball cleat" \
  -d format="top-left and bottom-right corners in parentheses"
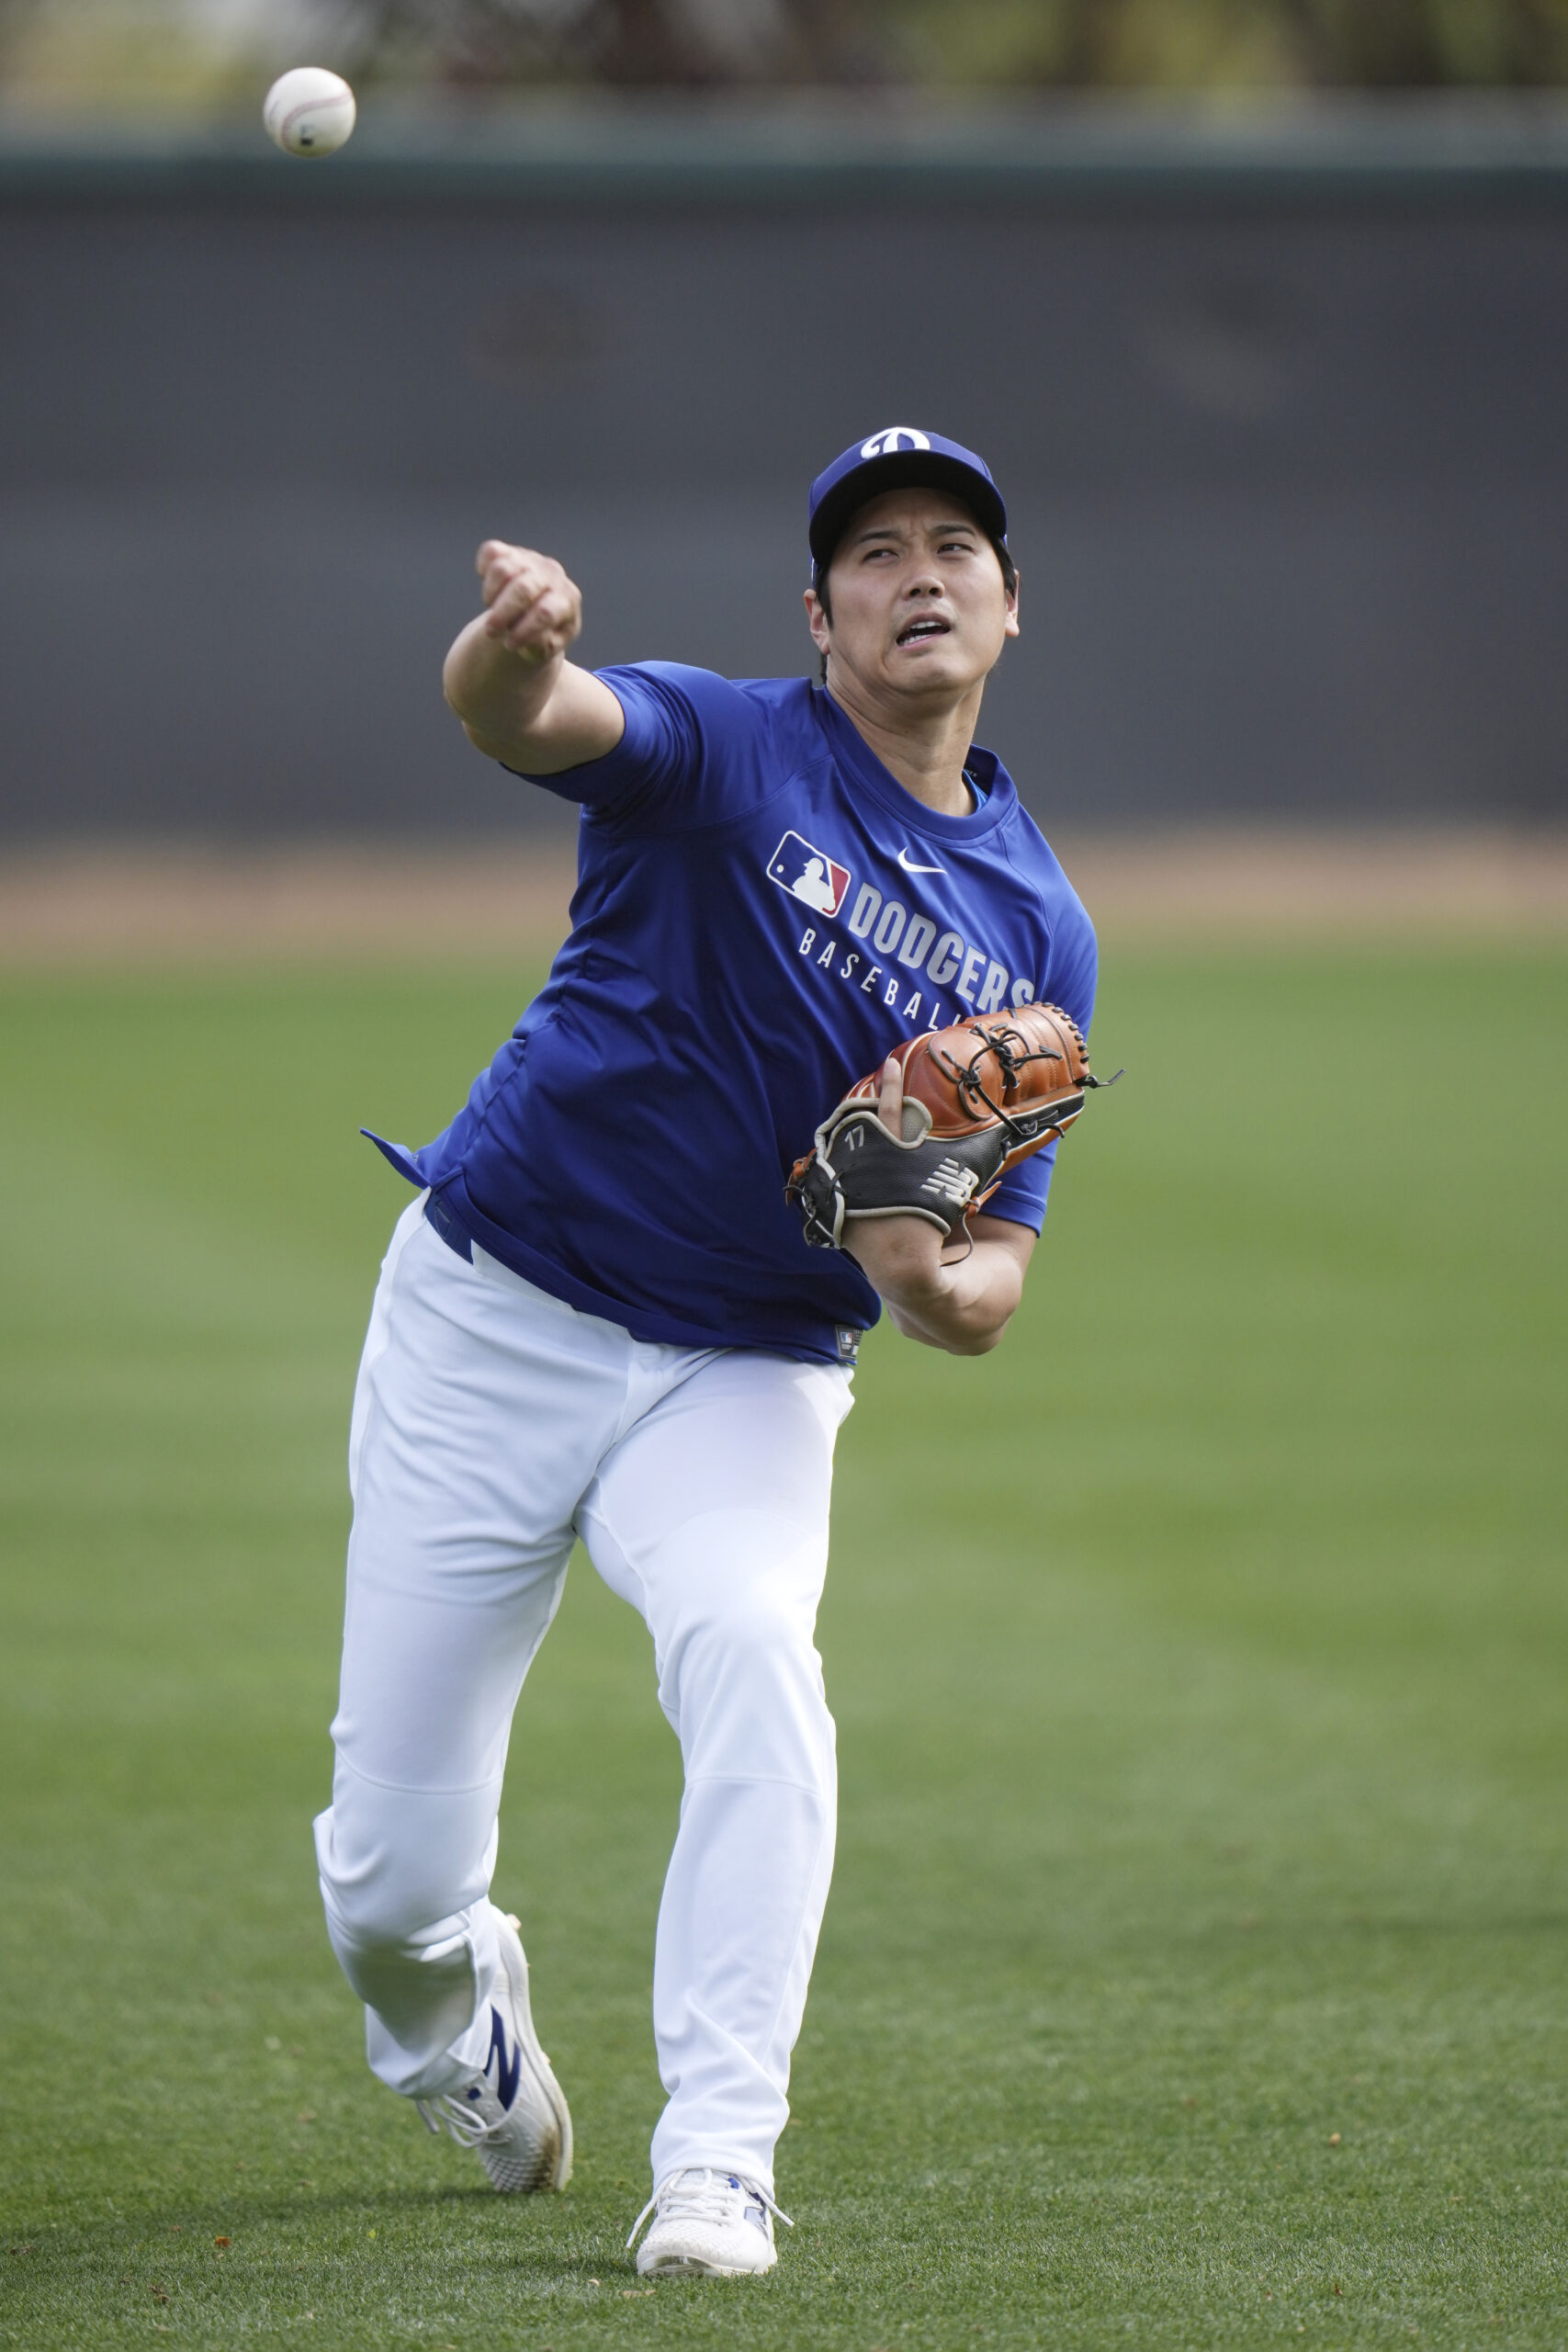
top-left (413, 1913), bottom-right (572, 2194)
top-left (626, 2165), bottom-right (791, 2278)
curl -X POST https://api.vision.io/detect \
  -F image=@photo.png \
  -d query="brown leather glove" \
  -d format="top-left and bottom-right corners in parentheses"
top-left (786, 1002), bottom-right (1113, 1250)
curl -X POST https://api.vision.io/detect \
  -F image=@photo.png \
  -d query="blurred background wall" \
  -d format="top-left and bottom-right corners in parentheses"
top-left (2, 0), bottom-right (1565, 840)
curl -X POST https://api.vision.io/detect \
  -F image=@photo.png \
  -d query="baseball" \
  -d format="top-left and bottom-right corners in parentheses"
top-left (263, 67), bottom-right (356, 159)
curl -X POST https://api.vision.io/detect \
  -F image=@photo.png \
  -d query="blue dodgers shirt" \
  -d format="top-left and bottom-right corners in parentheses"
top-left (370, 665), bottom-right (1097, 1364)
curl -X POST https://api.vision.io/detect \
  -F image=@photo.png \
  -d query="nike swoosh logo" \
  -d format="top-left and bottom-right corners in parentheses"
top-left (487, 2005), bottom-right (522, 2112)
top-left (897, 848), bottom-right (945, 875)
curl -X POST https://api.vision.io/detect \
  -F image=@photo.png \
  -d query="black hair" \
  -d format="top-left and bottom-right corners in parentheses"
top-left (810, 527), bottom-right (1019, 685)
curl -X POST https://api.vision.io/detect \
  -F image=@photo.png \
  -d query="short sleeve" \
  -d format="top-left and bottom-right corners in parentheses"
top-left (984, 1135), bottom-right (1058, 1234)
top-left (512, 662), bottom-right (777, 831)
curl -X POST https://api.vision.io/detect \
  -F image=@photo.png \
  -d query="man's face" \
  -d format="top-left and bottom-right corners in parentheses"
top-left (806, 487), bottom-right (1019, 702)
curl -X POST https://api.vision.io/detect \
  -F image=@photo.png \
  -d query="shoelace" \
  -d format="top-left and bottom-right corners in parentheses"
top-left (626, 2165), bottom-right (793, 2249)
top-left (413, 2090), bottom-right (498, 2149)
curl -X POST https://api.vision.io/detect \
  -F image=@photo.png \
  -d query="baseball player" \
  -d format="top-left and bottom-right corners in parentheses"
top-left (312, 427), bottom-right (1097, 2279)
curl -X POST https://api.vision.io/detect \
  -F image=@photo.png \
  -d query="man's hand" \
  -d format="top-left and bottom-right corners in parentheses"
top-left (443, 540), bottom-right (624, 775)
top-left (843, 1053), bottom-right (1035, 1355)
top-left (476, 541), bottom-right (583, 666)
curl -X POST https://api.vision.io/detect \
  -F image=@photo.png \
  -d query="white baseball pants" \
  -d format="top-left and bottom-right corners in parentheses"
top-left (312, 1197), bottom-right (853, 2192)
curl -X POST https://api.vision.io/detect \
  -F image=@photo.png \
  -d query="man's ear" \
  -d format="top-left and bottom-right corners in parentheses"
top-left (804, 586), bottom-right (830, 657)
top-left (1003, 568), bottom-right (1021, 641)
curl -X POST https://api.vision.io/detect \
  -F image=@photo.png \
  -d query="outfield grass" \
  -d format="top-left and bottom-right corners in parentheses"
top-left (1, 944), bottom-right (1564, 2351)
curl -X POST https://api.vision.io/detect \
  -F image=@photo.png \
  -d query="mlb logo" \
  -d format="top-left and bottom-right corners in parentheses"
top-left (768, 831), bottom-right (851, 919)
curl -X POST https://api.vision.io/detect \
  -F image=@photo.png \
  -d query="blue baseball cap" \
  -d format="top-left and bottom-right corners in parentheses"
top-left (808, 427), bottom-right (1007, 571)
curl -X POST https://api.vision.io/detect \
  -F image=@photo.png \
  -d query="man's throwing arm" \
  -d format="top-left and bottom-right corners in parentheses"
top-left (443, 540), bottom-right (626, 775)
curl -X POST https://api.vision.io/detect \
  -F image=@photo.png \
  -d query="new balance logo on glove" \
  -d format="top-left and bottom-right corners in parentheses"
top-left (920, 1159), bottom-right (980, 1206)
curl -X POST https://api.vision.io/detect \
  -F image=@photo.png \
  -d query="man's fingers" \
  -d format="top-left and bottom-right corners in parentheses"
top-left (488, 575), bottom-right (570, 644)
top-left (480, 553), bottom-right (550, 620)
top-left (524, 596), bottom-right (581, 655)
top-left (476, 537), bottom-right (544, 582)
top-left (501, 589), bottom-right (574, 654)
top-left (877, 1051), bottom-right (903, 1138)
top-left (475, 546), bottom-right (582, 656)
top-left (477, 544), bottom-right (526, 608)
top-left (477, 542), bottom-right (551, 612)
top-left (485, 569), bottom-right (548, 634)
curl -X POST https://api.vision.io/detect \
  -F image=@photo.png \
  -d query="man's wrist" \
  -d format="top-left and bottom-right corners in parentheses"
top-left (844, 1215), bottom-right (947, 1305)
top-left (446, 620), bottom-right (562, 731)
top-left (872, 1259), bottom-right (954, 1317)
top-left (850, 1217), bottom-right (1024, 1355)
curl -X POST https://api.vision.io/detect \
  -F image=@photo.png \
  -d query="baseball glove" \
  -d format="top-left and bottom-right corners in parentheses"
top-left (786, 1001), bottom-right (1114, 1251)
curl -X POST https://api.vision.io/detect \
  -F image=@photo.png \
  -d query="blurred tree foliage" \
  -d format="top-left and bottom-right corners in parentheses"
top-left (880, 0), bottom-right (1568, 89)
top-left (308, 0), bottom-right (1568, 88)
top-left (3, 0), bottom-right (1567, 101)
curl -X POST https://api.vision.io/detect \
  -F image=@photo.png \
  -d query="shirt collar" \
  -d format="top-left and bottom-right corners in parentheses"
top-left (814, 685), bottom-right (1014, 843)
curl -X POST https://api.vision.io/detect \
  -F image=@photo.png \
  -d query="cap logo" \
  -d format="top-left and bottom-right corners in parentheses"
top-left (860, 426), bottom-right (931, 458)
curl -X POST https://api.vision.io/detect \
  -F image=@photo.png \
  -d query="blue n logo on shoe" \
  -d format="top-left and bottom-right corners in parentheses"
top-left (483, 2004), bottom-right (521, 2112)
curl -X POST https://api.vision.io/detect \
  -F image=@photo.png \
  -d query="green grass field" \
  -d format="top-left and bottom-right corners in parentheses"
top-left (1, 944), bottom-right (1564, 2350)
